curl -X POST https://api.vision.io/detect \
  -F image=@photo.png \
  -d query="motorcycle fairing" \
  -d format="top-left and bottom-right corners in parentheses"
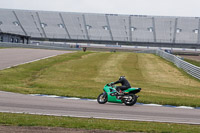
top-left (103, 84), bottom-right (141, 103)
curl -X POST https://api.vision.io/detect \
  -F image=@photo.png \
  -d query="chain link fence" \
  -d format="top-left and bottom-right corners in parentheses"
top-left (137, 49), bottom-right (200, 80)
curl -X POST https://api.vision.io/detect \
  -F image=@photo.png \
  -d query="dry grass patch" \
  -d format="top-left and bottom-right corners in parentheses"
top-left (138, 54), bottom-right (200, 87)
top-left (0, 51), bottom-right (200, 106)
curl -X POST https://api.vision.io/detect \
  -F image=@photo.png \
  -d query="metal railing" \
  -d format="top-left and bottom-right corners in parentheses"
top-left (137, 49), bottom-right (200, 80)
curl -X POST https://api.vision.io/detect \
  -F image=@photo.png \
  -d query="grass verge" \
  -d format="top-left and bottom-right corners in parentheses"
top-left (184, 58), bottom-right (200, 67)
top-left (0, 112), bottom-right (200, 133)
top-left (0, 51), bottom-right (200, 107)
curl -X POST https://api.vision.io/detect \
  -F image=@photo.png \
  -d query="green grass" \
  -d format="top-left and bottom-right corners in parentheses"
top-left (1, 112), bottom-right (200, 133)
top-left (0, 51), bottom-right (200, 107)
top-left (184, 58), bottom-right (200, 67)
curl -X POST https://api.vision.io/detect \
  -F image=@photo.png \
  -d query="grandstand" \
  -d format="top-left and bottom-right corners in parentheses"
top-left (0, 8), bottom-right (200, 48)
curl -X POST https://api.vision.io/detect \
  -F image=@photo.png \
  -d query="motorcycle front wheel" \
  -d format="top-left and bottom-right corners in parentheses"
top-left (97, 93), bottom-right (108, 104)
top-left (123, 94), bottom-right (137, 106)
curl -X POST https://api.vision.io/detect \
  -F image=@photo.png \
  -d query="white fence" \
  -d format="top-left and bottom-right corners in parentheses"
top-left (137, 49), bottom-right (200, 80)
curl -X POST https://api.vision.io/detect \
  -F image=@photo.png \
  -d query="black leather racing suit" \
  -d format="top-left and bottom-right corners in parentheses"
top-left (113, 78), bottom-right (131, 92)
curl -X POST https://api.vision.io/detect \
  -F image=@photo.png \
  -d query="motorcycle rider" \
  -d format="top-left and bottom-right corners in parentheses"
top-left (111, 76), bottom-right (131, 94)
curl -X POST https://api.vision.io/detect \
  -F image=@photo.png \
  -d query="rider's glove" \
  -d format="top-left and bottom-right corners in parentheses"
top-left (110, 83), bottom-right (114, 86)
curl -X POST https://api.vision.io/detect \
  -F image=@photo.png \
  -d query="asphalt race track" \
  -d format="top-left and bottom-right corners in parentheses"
top-left (0, 48), bottom-right (200, 125)
top-left (0, 48), bottom-right (73, 70)
top-left (0, 91), bottom-right (200, 125)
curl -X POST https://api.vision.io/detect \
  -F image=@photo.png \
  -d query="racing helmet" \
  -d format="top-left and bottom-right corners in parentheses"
top-left (119, 76), bottom-right (125, 80)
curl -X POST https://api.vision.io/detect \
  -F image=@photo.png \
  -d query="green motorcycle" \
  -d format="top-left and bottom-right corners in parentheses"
top-left (97, 82), bottom-right (141, 106)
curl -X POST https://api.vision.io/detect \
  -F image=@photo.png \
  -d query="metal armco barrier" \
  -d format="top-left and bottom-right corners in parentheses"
top-left (137, 49), bottom-right (200, 80)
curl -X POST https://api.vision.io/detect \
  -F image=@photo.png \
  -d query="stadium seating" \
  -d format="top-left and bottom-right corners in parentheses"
top-left (154, 17), bottom-right (175, 43)
top-left (176, 17), bottom-right (199, 44)
top-left (61, 12), bottom-right (87, 40)
top-left (107, 15), bottom-right (129, 41)
top-left (0, 8), bottom-right (199, 46)
top-left (130, 15), bottom-right (154, 42)
top-left (14, 10), bottom-right (42, 37)
top-left (0, 9), bottom-right (25, 35)
top-left (84, 13), bottom-right (111, 41)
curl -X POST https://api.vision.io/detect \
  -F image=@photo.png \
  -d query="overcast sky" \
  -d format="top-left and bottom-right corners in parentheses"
top-left (0, 0), bottom-right (200, 17)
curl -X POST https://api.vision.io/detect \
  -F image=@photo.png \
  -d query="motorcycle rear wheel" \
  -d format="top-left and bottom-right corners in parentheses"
top-left (97, 93), bottom-right (108, 104)
top-left (124, 94), bottom-right (137, 106)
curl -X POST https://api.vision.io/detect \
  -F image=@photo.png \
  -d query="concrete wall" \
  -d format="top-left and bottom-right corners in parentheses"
top-left (0, 42), bottom-right (81, 51)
